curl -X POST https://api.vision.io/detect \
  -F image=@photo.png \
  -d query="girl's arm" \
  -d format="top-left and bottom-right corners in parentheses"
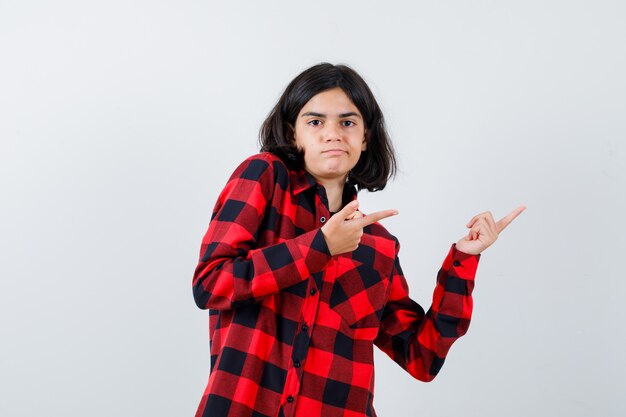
top-left (374, 243), bottom-right (480, 382)
top-left (373, 205), bottom-right (523, 380)
top-left (192, 154), bottom-right (332, 310)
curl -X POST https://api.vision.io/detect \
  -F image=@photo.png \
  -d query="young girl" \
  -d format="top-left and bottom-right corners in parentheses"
top-left (192, 63), bottom-right (524, 417)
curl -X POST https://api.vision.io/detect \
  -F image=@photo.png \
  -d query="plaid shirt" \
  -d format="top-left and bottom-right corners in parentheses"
top-left (193, 152), bottom-right (480, 417)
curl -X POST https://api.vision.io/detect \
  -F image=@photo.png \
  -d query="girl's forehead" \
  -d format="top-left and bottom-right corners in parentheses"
top-left (299, 88), bottom-right (360, 114)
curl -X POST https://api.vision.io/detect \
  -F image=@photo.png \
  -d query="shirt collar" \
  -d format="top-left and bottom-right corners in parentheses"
top-left (290, 168), bottom-right (318, 195)
top-left (290, 168), bottom-right (358, 202)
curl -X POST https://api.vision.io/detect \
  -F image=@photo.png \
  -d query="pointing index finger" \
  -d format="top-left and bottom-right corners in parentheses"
top-left (496, 205), bottom-right (526, 233)
top-left (355, 209), bottom-right (399, 228)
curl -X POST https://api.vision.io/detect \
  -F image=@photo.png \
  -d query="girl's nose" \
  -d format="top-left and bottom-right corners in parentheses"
top-left (323, 124), bottom-right (342, 141)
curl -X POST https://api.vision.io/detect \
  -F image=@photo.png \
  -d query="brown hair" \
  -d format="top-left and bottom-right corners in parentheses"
top-left (259, 63), bottom-right (396, 192)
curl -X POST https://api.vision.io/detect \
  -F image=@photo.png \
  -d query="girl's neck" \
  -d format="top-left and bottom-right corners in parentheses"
top-left (317, 177), bottom-right (347, 212)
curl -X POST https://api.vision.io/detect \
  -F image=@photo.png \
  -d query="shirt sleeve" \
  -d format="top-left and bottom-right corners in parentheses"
top-left (192, 154), bottom-right (332, 311)
top-left (374, 242), bottom-right (480, 382)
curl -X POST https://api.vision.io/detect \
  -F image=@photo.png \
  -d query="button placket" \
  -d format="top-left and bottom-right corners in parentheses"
top-left (281, 277), bottom-right (320, 413)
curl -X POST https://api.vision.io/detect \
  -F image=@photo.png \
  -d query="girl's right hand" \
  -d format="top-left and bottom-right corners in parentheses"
top-left (321, 201), bottom-right (398, 256)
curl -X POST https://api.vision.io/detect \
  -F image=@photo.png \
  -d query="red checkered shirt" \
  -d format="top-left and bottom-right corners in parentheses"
top-left (193, 152), bottom-right (480, 417)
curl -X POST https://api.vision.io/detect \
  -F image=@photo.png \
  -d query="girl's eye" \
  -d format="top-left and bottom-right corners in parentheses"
top-left (308, 120), bottom-right (321, 126)
top-left (342, 120), bottom-right (355, 127)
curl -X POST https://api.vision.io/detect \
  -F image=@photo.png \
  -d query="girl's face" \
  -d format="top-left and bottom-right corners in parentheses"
top-left (293, 87), bottom-right (367, 185)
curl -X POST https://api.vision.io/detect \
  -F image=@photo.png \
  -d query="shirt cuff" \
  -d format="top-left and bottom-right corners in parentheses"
top-left (284, 228), bottom-right (332, 278)
top-left (443, 243), bottom-right (481, 280)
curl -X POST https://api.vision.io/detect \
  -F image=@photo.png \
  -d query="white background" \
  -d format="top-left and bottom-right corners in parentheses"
top-left (1, 1), bottom-right (624, 416)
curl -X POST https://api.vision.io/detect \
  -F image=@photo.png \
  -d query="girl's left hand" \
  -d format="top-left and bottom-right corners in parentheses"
top-left (456, 205), bottom-right (526, 255)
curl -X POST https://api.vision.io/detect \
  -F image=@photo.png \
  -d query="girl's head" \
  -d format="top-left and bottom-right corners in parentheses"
top-left (260, 63), bottom-right (396, 192)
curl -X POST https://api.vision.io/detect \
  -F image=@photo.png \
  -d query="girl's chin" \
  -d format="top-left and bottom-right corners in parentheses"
top-left (311, 172), bottom-right (350, 183)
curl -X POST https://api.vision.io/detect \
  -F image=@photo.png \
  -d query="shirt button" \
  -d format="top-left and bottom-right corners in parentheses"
top-left (310, 288), bottom-right (317, 296)
top-left (453, 260), bottom-right (461, 267)
top-left (294, 360), bottom-right (301, 368)
top-left (287, 395), bottom-right (295, 403)
top-left (320, 216), bottom-right (326, 223)
top-left (301, 324), bottom-right (309, 331)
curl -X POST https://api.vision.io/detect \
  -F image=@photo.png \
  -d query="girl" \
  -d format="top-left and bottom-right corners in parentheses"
top-left (192, 63), bottom-right (524, 417)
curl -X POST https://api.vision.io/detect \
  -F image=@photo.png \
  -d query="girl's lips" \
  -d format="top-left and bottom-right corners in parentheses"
top-left (323, 149), bottom-right (347, 155)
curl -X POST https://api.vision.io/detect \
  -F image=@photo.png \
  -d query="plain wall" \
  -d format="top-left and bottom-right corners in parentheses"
top-left (1, 1), bottom-right (624, 416)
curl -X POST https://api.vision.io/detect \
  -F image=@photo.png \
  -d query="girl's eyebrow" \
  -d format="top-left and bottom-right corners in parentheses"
top-left (301, 111), bottom-right (362, 119)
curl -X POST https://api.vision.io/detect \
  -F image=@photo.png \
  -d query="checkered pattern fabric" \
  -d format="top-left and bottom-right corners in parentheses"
top-left (193, 152), bottom-right (480, 417)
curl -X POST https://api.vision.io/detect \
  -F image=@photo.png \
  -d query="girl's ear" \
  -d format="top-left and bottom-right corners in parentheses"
top-left (361, 129), bottom-right (368, 151)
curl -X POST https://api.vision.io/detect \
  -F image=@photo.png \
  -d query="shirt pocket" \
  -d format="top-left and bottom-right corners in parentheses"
top-left (328, 257), bottom-right (389, 332)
